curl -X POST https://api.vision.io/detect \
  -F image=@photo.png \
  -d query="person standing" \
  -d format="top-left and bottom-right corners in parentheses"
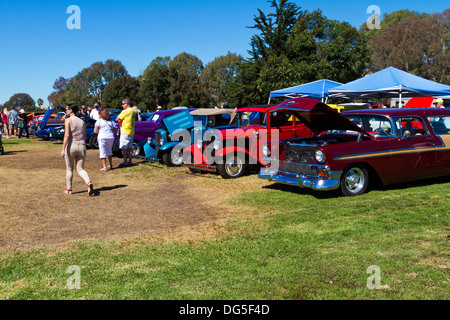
top-left (1, 108), bottom-right (9, 138)
top-left (434, 98), bottom-right (445, 108)
top-left (90, 103), bottom-right (101, 121)
top-left (115, 98), bottom-right (135, 167)
top-left (94, 108), bottom-right (116, 171)
top-left (18, 109), bottom-right (30, 139)
top-left (7, 107), bottom-right (18, 137)
top-left (61, 103), bottom-right (94, 196)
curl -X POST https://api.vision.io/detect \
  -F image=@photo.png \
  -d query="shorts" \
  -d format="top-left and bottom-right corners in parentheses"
top-left (98, 138), bottom-right (114, 158)
top-left (119, 134), bottom-right (134, 150)
top-left (8, 123), bottom-right (16, 131)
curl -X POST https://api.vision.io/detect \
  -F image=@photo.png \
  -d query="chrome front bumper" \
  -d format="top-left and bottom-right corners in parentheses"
top-left (258, 165), bottom-right (342, 191)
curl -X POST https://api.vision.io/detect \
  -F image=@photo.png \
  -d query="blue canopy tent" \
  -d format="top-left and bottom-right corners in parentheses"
top-left (268, 79), bottom-right (343, 103)
top-left (328, 67), bottom-right (450, 106)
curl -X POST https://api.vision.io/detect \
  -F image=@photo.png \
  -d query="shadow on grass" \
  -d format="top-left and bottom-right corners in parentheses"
top-left (1, 150), bottom-right (28, 156)
top-left (72, 184), bottom-right (128, 196)
top-left (263, 175), bottom-right (450, 199)
top-left (262, 183), bottom-right (341, 199)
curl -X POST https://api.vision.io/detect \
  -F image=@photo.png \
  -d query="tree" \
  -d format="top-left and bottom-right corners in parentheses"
top-left (64, 59), bottom-right (129, 106)
top-left (48, 76), bottom-right (70, 107)
top-left (368, 10), bottom-right (450, 84)
top-left (138, 56), bottom-right (171, 110)
top-left (200, 52), bottom-right (243, 107)
top-left (169, 52), bottom-right (208, 108)
top-left (102, 75), bottom-right (140, 109)
top-left (4, 93), bottom-right (36, 112)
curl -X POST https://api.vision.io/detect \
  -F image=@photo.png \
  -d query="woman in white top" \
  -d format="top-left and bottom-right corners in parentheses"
top-left (94, 108), bottom-right (116, 171)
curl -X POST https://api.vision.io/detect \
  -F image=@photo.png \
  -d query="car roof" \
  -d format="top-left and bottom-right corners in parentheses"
top-left (342, 108), bottom-right (450, 117)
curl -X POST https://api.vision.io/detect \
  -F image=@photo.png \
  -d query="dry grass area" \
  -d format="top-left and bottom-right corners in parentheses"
top-left (0, 138), bottom-right (269, 252)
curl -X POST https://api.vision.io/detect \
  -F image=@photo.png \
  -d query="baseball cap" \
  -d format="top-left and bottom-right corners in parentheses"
top-left (435, 98), bottom-right (444, 103)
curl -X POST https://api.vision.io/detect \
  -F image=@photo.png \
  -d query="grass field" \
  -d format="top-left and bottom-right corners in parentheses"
top-left (0, 138), bottom-right (448, 300)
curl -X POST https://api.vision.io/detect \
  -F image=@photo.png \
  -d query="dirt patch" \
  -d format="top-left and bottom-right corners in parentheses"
top-left (0, 138), bottom-right (268, 251)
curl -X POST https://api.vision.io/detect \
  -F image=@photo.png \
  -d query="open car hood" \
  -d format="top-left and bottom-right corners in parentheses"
top-left (162, 109), bottom-right (194, 135)
top-left (272, 98), bottom-right (369, 136)
top-left (39, 107), bottom-right (57, 130)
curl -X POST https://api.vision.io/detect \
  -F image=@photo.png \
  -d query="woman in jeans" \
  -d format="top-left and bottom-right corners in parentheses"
top-left (60, 103), bottom-right (94, 196)
top-left (94, 108), bottom-right (116, 171)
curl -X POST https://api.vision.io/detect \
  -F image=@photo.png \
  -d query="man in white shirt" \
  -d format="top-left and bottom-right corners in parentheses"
top-left (90, 103), bottom-right (100, 121)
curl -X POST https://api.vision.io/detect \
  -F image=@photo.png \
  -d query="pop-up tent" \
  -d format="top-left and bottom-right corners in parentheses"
top-left (269, 79), bottom-right (343, 103)
top-left (328, 67), bottom-right (450, 104)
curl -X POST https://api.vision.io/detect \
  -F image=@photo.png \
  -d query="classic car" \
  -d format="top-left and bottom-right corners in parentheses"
top-left (140, 108), bottom-right (238, 166)
top-left (34, 107), bottom-right (67, 139)
top-left (48, 117), bottom-right (99, 148)
top-left (112, 108), bottom-right (194, 157)
top-left (258, 97), bottom-right (450, 196)
top-left (183, 104), bottom-right (312, 178)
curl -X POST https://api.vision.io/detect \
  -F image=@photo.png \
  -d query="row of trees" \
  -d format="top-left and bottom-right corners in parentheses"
top-left (2, 1), bottom-right (449, 112)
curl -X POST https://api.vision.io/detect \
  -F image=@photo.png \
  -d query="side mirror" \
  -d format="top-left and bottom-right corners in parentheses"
top-left (402, 130), bottom-right (411, 139)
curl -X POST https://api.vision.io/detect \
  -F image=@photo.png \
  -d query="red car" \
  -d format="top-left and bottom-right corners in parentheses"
top-left (183, 104), bottom-right (311, 178)
top-left (259, 98), bottom-right (450, 196)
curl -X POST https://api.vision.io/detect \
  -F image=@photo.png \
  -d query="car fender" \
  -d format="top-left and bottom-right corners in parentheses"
top-left (216, 146), bottom-right (259, 163)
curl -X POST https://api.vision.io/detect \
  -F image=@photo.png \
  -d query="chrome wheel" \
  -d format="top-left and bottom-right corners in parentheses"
top-left (340, 165), bottom-right (369, 196)
top-left (225, 156), bottom-right (243, 177)
top-left (170, 148), bottom-right (183, 166)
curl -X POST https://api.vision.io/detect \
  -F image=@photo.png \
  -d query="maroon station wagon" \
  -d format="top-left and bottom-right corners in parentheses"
top-left (259, 98), bottom-right (450, 196)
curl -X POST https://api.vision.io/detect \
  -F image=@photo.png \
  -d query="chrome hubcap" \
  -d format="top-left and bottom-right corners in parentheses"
top-left (345, 168), bottom-right (365, 194)
top-left (171, 149), bottom-right (183, 165)
top-left (225, 156), bottom-right (243, 176)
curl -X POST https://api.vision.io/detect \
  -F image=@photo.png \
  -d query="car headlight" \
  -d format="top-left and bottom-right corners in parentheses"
top-left (262, 144), bottom-right (270, 157)
top-left (160, 138), bottom-right (165, 145)
top-left (148, 137), bottom-right (153, 144)
top-left (213, 132), bottom-right (221, 150)
top-left (315, 149), bottom-right (326, 163)
top-left (196, 139), bottom-right (202, 149)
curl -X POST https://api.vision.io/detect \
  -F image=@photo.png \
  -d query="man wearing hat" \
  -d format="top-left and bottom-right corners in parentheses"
top-left (434, 99), bottom-right (445, 108)
top-left (90, 102), bottom-right (101, 121)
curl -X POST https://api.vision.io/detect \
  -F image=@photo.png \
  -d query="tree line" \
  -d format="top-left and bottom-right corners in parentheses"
top-left (2, 1), bottom-right (449, 112)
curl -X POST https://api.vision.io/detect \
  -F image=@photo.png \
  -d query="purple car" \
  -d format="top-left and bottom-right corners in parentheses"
top-left (113, 108), bottom-right (195, 156)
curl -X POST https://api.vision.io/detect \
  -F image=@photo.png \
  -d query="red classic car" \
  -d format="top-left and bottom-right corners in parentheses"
top-left (183, 104), bottom-right (311, 178)
top-left (259, 98), bottom-right (450, 196)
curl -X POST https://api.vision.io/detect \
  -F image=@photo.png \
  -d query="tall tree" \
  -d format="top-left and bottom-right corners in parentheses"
top-left (64, 60), bottom-right (129, 106)
top-left (48, 76), bottom-right (70, 107)
top-left (200, 52), bottom-right (243, 107)
top-left (102, 75), bottom-right (140, 109)
top-left (169, 52), bottom-right (208, 108)
top-left (368, 10), bottom-right (450, 84)
top-left (138, 56), bottom-right (171, 110)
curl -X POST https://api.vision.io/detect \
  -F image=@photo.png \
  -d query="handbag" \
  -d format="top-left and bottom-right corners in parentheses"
top-left (18, 120), bottom-right (23, 129)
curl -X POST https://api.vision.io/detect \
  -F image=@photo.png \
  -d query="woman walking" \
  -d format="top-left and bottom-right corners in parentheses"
top-left (94, 108), bottom-right (116, 171)
top-left (1, 108), bottom-right (10, 138)
top-left (60, 103), bottom-right (94, 196)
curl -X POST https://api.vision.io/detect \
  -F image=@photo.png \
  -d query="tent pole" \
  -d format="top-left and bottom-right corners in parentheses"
top-left (268, 97), bottom-right (271, 104)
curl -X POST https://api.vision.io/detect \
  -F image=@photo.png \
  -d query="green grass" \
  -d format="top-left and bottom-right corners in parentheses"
top-left (0, 176), bottom-right (449, 300)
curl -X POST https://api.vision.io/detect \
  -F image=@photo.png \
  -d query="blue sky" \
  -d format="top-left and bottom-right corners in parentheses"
top-left (0, 0), bottom-right (448, 107)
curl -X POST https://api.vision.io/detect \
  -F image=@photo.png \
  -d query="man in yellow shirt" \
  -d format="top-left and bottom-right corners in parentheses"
top-left (116, 98), bottom-right (136, 167)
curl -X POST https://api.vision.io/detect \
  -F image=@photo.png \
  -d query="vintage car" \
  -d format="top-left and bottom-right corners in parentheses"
top-left (34, 107), bottom-right (67, 139)
top-left (113, 108), bottom-right (194, 156)
top-left (258, 97), bottom-right (450, 196)
top-left (139, 108), bottom-right (238, 166)
top-left (183, 104), bottom-right (312, 178)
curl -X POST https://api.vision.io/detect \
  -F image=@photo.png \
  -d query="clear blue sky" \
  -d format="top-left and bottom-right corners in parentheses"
top-left (0, 0), bottom-right (448, 107)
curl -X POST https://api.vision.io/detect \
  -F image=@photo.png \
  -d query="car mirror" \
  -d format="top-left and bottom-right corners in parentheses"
top-left (402, 130), bottom-right (411, 139)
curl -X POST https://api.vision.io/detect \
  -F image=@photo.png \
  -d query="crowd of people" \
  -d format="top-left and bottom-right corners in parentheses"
top-left (1, 99), bottom-right (137, 197)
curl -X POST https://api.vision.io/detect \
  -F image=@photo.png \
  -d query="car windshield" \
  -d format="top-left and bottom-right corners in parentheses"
top-left (237, 111), bottom-right (267, 128)
top-left (193, 113), bottom-right (237, 128)
top-left (330, 114), bottom-right (393, 136)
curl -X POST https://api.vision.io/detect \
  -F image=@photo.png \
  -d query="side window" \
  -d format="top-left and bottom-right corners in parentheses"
top-left (395, 117), bottom-right (429, 136)
top-left (270, 111), bottom-right (293, 127)
top-left (427, 116), bottom-right (450, 135)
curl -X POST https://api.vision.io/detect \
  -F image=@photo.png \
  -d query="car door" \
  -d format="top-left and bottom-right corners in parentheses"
top-left (388, 116), bottom-right (439, 183)
top-left (426, 115), bottom-right (450, 176)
